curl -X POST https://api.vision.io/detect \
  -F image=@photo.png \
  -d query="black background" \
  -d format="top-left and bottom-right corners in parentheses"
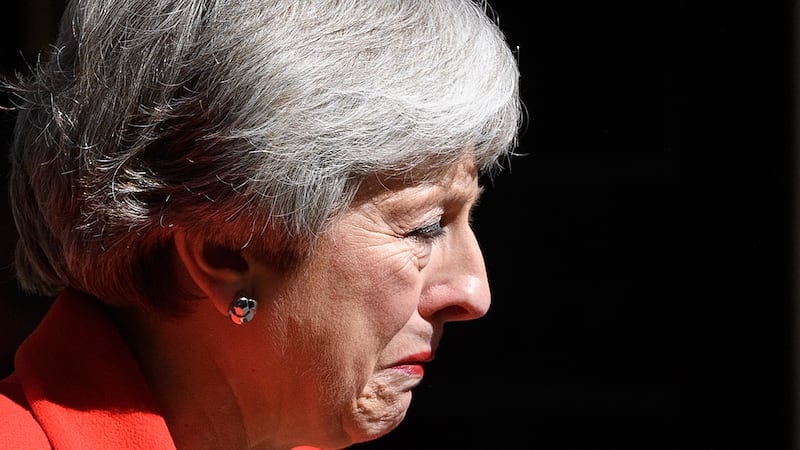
top-left (1, 1), bottom-right (795, 449)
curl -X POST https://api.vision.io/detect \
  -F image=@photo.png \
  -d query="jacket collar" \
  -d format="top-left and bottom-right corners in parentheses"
top-left (14, 288), bottom-right (176, 448)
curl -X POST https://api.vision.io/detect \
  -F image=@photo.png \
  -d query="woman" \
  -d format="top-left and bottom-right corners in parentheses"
top-left (0, 0), bottom-right (521, 448)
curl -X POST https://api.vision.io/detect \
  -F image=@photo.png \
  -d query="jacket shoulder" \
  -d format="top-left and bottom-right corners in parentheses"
top-left (0, 375), bottom-right (51, 448)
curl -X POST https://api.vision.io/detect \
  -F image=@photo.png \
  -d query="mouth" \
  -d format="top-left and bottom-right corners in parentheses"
top-left (389, 351), bottom-right (432, 377)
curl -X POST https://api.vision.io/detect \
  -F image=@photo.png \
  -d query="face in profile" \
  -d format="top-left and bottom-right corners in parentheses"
top-left (240, 156), bottom-right (492, 447)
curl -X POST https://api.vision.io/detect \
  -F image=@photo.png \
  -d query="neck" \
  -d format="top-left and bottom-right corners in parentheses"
top-left (113, 304), bottom-right (251, 449)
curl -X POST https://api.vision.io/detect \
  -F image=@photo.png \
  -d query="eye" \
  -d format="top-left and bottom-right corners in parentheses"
top-left (406, 220), bottom-right (445, 241)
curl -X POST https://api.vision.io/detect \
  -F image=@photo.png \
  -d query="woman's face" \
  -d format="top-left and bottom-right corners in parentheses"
top-left (245, 157), bottom-right (491, 448)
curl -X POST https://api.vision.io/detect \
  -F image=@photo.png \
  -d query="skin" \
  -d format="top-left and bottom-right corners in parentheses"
top-left (121, 156), bottom-right (491, 450)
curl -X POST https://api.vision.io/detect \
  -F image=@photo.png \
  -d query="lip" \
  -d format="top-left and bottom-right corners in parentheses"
top-left (389, 351), bottom-right (432, 377)
top-left (393, 351), bottom-right (433, 366)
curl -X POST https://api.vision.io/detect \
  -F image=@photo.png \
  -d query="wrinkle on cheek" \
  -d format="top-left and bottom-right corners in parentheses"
top-left (343, 227), bottom-right (421, 284)
top-left (325, 230), bottom-right (419, 336)
top-left (336, 204), bottom-right (428, 273)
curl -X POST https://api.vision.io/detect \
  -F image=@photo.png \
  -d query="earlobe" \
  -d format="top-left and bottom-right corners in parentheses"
top-left (172, 229), bottom-right (251, 317)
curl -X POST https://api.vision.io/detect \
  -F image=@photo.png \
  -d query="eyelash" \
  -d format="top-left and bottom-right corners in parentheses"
top-left (407, 220), bottom-right (445, 241)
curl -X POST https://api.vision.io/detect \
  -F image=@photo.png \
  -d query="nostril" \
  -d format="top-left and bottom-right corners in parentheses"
top-left (436, 305), bottom-right (479, 322)
top-left (418, 277), bottom-right (491, 323)
top-left (436, 295), bottom-right (491, 322)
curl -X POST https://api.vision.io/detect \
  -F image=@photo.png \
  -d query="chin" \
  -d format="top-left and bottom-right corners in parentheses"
top-left (343, 371), bottom-right (416, 443)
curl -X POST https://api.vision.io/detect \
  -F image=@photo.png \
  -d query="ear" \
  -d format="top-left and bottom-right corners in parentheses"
top-left (173, 228), bottom-right (250, 318)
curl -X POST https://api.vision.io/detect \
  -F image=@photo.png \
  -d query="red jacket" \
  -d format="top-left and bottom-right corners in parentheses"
top-left (0, 289), bottom-right (176, 449)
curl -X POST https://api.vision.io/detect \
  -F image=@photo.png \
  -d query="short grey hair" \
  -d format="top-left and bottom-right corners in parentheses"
top-left (7, 0), bottom-right (522, 312)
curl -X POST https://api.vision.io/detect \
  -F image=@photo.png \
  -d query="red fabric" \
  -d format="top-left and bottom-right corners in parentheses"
top-left (0, 289), bottom-right (176, 449)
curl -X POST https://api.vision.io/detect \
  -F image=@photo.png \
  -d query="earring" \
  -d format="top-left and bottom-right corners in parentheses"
top-left (228, 293), bottom-right (257, 325)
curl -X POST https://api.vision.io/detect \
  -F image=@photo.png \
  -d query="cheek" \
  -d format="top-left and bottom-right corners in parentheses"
top-left (293, 243), bottom-right (422, 344)
top-left (313, 252), bottom-right (423, 365)
top-left (298, 249), bottom-right (422, 389)
top-left (354, 252), bottom-right (423, 332)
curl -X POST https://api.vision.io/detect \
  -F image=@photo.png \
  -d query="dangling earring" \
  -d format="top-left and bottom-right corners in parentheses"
top-left (228, 293), bottom-right (257, 325)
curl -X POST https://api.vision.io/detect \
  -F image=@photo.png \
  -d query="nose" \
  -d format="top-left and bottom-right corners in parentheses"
top-left (418, 223), bottom-right (491, 322)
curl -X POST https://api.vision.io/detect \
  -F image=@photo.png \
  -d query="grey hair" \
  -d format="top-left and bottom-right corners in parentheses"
top-left (7, 0), bottom-right (522, 312)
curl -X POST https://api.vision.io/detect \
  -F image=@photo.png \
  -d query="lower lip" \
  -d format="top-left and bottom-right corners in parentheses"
top-left (392, 363), bottom-right (424, 377)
